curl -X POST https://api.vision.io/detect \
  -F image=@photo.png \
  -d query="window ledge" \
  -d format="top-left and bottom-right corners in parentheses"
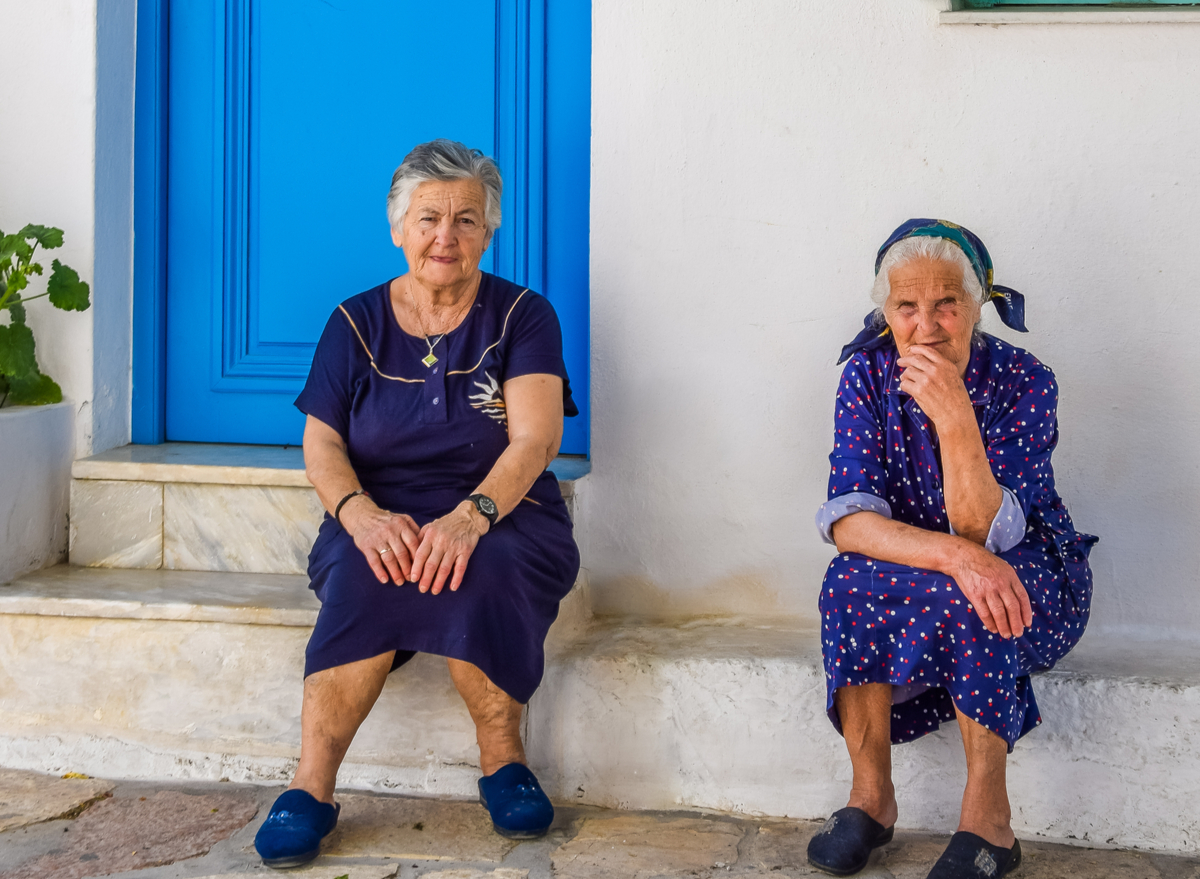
top-left (941, 8), bottom-right (1200, 24)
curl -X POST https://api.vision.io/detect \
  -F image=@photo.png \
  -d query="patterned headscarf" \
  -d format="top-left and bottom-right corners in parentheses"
top-left (837, 219), bottom-right (1028, 364)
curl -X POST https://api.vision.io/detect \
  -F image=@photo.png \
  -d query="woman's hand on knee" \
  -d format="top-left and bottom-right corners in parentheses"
top-left (410, 502), bottom-right (488, 595)
top-left (343, 501), bottom-right (420, 585)
top-left (951, 544), bottom-right (1034, 640)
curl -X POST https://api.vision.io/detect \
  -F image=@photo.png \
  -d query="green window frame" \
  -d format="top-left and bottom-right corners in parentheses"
top-left (963, 1), bottom-right (1200, 6)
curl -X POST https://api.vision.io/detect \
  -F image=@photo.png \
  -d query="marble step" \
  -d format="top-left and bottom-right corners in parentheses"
top-left (67, 442), bottom-right (586, 575)
top-left (2, 565), bottom-right (1198, 855)
top-left (0, 564), bottom-right (586, 798)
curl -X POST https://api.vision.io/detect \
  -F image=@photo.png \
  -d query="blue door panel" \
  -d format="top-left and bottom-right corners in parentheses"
top-left (164, 0), bottom-right (588, 452)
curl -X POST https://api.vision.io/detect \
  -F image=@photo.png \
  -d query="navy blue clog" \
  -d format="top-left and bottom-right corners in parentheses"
top-left (807, 806), bottom-right (895, 876)
top-left (477, 762), bottom-right (554, 839)
top-left (254, 789), bottom-right (340, 868)
top-left (926, 831), bottom-right (1022, 879)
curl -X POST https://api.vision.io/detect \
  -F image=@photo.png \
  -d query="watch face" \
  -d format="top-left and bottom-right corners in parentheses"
top-left (478, 496), bottom-right (497, 516)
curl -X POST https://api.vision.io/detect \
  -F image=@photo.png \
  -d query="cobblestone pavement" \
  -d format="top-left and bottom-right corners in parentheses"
top-left (1, 769), bottom-right (1198, 879)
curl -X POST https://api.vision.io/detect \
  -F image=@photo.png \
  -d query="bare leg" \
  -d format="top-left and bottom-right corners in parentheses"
top-left (954, 709), bottom-right (1015, 848)
top-left (290, 651), bottom-right (395, 804)
top-left (447, 657), bottom-right (526, 776)
top-left (834, 683), bottom-right (899, 828)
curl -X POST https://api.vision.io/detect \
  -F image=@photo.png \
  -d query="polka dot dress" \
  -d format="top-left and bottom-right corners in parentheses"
top-left (819, 336), bottom-right (1097, 750)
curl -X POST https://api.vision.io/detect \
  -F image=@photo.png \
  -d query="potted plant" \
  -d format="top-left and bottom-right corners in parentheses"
top-left (0, 224), bottom-right (90, 406)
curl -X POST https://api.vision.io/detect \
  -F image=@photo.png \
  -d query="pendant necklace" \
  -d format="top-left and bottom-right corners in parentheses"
top-left (420, 334), bottom-right (446, 369)
top-left (408, 281), bottom-right (453, 368)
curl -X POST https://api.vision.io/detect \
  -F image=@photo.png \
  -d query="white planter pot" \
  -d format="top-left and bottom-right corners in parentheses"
top-left (0, 402), bottom-right (74, 584)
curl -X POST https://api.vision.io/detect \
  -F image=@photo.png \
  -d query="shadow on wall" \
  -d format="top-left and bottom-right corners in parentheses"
top-left (591, 570), bottom-right (797, 623)
top-left (0, 403), bottom-right (74, 584)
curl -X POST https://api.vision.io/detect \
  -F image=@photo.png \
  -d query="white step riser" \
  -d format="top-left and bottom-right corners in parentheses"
top-left (68, 478), bottom-right (577, 575)
top-left (1, 595), bottom-right (1195, 855)
top-left (69, 479), bottom-right (322, 574)
top-left (530, 650), bottom-right (1200, 855)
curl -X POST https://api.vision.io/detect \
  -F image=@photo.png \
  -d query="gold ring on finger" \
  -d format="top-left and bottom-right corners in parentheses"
top-left (380, 547), bottom-right (393, 556)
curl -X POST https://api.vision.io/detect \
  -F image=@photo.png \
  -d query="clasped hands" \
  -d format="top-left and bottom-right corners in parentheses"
top-left (899, 344), bottom-right (1034, 641)
top-left (341, 497), bottom-right (489, 595)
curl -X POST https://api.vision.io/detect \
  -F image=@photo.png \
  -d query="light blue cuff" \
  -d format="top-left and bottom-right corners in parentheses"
top-left (816, 492), bottom-right (892, 545)
top-left (948, 486), bottom-right (1027, 553)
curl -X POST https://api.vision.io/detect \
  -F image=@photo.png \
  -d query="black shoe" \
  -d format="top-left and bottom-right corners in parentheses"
top-left (807, 806), bottom-right (895, 876)
top-left (926, 831), bottom-right (1022, 879)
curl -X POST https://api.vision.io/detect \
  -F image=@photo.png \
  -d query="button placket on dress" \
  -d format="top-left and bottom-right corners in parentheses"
top-left (422, 348), bottom-right (448, 424)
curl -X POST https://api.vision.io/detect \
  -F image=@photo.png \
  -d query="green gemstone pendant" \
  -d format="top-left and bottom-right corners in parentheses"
top-left (422, 353), bottom-right (439, 368)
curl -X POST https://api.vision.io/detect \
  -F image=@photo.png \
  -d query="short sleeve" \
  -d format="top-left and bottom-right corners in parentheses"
top-left (295, 306), bottom-right (359, 441)
top-left (825, 353), bottom-right (889, 503)
top-left (502, 292), bottom-right (579, 417)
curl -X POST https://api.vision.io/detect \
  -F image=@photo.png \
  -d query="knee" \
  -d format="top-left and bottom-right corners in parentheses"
top-left (820, 552), bottom-right (886, 611)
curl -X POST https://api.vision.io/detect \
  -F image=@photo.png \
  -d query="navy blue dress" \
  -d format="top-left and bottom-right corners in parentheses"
top-left (818, 335), bottom-right (1097, 750)
top-left (295, 273), bottom-right (580, 704)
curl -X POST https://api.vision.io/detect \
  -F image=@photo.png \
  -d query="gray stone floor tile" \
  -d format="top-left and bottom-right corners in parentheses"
top-left (0, 788), bottom-right (258, 879)
top-left (0, 768), bottom-right (114, 832)
top-left (3, 774), bottom-right (1200, 879)
top-left (550, 815), bottom-right (743, 879)
top-left (194, 869), bottom-right (398, 879)
top-left (329, 794), bottom-right (516, 863)
top-left (744, 820), bottom-right (823, 871)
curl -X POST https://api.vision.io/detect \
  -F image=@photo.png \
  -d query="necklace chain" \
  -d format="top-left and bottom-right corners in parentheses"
top-left (408, 279), bottom-right (471, 368)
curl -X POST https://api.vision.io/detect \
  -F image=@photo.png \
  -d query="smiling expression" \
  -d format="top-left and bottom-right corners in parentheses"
top-left (883, 257), bottom-right (981, 375)
top-left (391, 179), bottom-right (492, 289)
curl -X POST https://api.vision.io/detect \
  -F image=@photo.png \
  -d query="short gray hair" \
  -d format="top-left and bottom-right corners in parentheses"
top-left (869, 235), bottom-right (986, 331)
top-left (386, 139), bottom-right (503, 233)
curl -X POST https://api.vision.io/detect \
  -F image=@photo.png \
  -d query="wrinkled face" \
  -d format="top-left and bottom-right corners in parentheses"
top-left (391, 179), bottom-right (492, 288)
top-left (883, 256), bottom-right (981, 375)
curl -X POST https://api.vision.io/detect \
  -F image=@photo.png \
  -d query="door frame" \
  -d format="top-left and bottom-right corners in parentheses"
top-left (132, 0), bottom-right (169, 443)
top-left (133, 0), bottom-right (577, 446)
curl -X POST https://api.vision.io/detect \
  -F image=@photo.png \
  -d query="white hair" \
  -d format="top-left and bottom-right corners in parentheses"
top-left (386, 139), bottom-right (503, 233)
top-left (870, 236), bottom-right (986, 325)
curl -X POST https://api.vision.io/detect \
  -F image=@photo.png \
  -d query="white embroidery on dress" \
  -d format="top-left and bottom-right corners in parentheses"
top-left (468, 372), bottom-right (507, 424)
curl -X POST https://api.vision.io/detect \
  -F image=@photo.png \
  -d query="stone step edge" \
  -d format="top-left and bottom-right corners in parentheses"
top-left (0, 567), bottom-right (317, 627)
top-left (5, 566), bottom-right (1193, 693)
top-left (70, 442), bottom-right (588, 495)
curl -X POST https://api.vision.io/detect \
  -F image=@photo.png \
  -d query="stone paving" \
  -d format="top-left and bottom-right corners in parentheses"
top-left (1, 769), bottom-right (1198, 879)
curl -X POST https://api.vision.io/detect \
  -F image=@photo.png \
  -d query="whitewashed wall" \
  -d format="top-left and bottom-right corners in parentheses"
top-left (0, 0), bottom-right (133, 582)
top-left (585, 0), bottom-right (1200, 642)
top-left (0, 0), bottom-right (133, 458)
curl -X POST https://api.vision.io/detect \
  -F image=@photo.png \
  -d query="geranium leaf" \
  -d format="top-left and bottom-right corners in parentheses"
top-left (48, 260), bottom-right (91, 311)
top-left (7, 301), bottom-right (27, 324)
top-left (18, 224), bottom-right (64, 250)
top-left (0, 233), bottom-right (33, 264)
top-left (0, 321), bottom-right (38, 379)
top-left (8, 371), bottom-right (62, 405)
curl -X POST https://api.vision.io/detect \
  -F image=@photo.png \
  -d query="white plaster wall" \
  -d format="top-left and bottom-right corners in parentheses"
top-left (0, 0), bottom-right (97, 454)
top-left (0, 0), bottom-right (133, 457)
top-left (0, 405), bottom-right (74, 583)
top-left (0, 0), bottom-right (133, 581)
top-left (587, 0), bottom-right (1200, 644)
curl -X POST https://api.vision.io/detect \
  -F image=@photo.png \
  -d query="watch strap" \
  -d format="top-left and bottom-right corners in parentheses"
top-left (467, 493), bottom-right (498, 525)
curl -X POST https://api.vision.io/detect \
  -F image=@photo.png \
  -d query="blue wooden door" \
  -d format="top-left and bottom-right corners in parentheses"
top-left (164, 0), bottom-right (589, 452)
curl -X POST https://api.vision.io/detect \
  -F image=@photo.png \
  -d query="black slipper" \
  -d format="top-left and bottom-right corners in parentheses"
top-left (807, 806), bottom-right (895, 876)
top-left (926, 831), bottom-right (1022, 879)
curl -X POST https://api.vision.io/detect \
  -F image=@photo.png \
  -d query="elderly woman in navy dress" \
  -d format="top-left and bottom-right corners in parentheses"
top-left (807, 220), bottom-right (1096, 879)
top-left (254, 140), bottom-right (580, 867)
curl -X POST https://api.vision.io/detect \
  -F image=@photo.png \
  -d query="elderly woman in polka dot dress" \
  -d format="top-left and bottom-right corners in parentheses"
top-left (807, 220), bottom-right (1097, 879)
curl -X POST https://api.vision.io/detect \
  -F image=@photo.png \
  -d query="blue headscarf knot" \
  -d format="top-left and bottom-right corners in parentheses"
top-left (838, 219), bottom-right (1028, 365)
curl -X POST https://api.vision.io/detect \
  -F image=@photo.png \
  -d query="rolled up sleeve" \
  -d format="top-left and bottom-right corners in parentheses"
top-left (946, 486), bottom-right (1027, 553)
top-left (816, 492), bottom-right (893, 545)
